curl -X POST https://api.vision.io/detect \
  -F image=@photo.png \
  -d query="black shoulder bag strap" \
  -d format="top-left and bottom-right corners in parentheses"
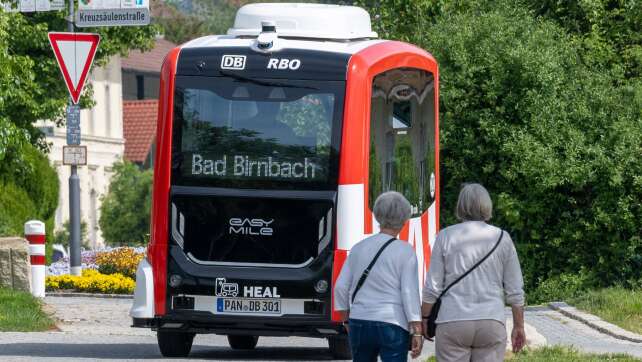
top-left (438, 230), bottom-right (504, 298)
top-left (424, 230), bottom-right (504, 339)
top-left (351, 237), bottom-right (397, 304)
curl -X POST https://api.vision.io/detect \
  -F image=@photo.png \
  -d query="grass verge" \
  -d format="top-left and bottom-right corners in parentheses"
top-left (569, 287), bottom-right (642, 335)
top-left (426, 346), bottom-right (639, 361)
top-left (0, 287), bottom-right (55, 332)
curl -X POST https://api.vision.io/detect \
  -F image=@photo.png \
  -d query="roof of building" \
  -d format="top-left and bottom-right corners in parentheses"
top-left (123, 100), bottom-right (158, 163)
top-left (121, 38), bottom-right (178, 73)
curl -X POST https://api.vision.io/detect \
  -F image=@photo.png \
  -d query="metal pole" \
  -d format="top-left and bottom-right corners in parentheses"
top-left (67, 0), bottom-right (82, 276)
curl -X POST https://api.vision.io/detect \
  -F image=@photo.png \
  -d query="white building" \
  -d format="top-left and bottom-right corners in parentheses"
top-left (41, 56), bottom-right (125, 249)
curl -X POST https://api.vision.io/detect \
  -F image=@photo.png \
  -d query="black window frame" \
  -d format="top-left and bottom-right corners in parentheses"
top-left (170, 75), bottom-right (345, 191)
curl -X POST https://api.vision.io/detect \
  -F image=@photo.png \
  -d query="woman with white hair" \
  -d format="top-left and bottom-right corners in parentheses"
top-left (422, 183), bottom-right (526, 362)
top-left (334, 191), bottom-right (423, 361)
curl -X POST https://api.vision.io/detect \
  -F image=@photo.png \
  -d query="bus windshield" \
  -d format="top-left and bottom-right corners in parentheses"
top-left (171, 76), bottom-right (344, 190)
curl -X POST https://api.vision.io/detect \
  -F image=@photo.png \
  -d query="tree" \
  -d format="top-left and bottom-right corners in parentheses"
top-left (0, 8), bottom-right (159, 254)
top-left (0, 11), bottom-right (159, 153)
top-left (99, 161), bottom-right (152, 245)
top-left (355, 1), bottom-right (642, 291)
top-left (525, 0), bottom-right (641, 79)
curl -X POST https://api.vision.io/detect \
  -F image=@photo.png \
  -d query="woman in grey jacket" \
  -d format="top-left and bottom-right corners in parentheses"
top-left (422, 184), bottom-right (526, 362)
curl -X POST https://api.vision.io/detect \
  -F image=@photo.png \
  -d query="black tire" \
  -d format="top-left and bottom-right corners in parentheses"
top-left (227, 335), bottom-right (259, 350)
top-left (328, 336), bottom-right (352, 360)
top-left (157, 330), bottom-right (195, 357)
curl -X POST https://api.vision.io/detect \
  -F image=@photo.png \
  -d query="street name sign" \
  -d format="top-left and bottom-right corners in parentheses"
top-left (76, 8), bottom-right (150, 27)
top-left (76, 0), bottom-right (150, 27)
top-left (63, 146), bottom-right (88, 166)
top-left (48, 32), bottom-right (100, 104)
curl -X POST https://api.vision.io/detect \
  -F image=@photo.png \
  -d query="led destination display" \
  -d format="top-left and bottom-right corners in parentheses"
top-left (191, 154), bottom-right (321, 180)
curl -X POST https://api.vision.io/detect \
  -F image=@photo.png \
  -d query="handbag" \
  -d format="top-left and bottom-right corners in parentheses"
top-left (424, 230), bottom-right (504, 339)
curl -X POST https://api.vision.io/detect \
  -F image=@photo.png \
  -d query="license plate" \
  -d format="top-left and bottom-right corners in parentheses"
top-left (216, 298), bottom-right (282, 314)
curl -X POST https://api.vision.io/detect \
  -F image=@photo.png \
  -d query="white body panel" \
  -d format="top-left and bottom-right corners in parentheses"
top-left (130, 258), bottom-right (155, 319)
top-left (228, 3), bottom-right (377, 40)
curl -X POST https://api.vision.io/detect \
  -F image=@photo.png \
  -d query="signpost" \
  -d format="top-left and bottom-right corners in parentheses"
top-left (28, 0), bottom-right (149, 276)
top-left (48, 29), bottom-right (100, 276)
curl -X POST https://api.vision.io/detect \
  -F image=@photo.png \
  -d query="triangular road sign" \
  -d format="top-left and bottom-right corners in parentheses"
top-left (48, 32), bottom-right (100, 104)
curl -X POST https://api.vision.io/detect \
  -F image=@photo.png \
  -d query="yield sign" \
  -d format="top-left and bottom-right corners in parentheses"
top-left (48, 32), bottom-right (100, 104)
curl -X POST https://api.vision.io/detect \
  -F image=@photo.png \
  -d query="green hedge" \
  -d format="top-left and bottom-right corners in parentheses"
top-left (0, 145), bottom-right (59, 263)
top-left (357, 0), bottom-right (642, 294)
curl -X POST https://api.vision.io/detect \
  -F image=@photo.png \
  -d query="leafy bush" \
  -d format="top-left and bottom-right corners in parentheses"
top-left (528, 273), bottom-right (590, 304)
top-left (360, 0), bottom-right (642, 294)
top-left (0, 182), bottom-right (38, 237)
top-left (0, 144), bottom-right (59, 263)
top-left (99, 161), bottom-right (152, 246)
top-left (95, 247), bottom-right (144, 279)
top-left (45, 269), bottom-right (135, 294)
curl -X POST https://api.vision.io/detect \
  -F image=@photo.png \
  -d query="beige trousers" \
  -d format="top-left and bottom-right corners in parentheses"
top-left (435, 320), bottom-right (507, 362)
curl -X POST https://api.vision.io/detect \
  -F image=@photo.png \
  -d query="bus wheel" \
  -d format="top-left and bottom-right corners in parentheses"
top-left (157, 330), bottom-right (195, 357)
top-left (227, 335), bottom-right (259, 350)
top-left (328, 336), bottom-right (351, 360)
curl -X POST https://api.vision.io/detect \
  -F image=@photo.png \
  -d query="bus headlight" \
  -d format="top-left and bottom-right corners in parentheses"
top-left (169, 274), bottom-right (183, 288)
top-left (314, 279), bottom-right (328, 293)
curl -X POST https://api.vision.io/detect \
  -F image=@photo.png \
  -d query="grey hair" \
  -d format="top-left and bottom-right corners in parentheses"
top-left (456, 183), bottom-right (493, 221)
top-left (373, 191), bottom-right (412, 230)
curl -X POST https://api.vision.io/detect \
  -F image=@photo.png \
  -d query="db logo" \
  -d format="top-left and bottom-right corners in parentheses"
top-left (221, 55), bottom-right (246, 70)
top-left (267, 58), bottom-right (301, 70)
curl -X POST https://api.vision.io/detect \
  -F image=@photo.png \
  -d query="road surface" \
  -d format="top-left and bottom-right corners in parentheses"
top-left (0, 296), bottom-right (641, 361)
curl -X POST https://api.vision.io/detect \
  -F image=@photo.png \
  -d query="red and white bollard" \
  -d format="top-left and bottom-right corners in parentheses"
top-left (24, 220), bottom-right (46, 298)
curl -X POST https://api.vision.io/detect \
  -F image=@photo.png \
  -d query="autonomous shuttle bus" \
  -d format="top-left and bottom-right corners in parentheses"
top-left (130, 3), bottom-right (440, 358)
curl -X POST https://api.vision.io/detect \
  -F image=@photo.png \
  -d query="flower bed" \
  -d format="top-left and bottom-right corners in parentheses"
top-left (95, 247), bottom-right (144, 279)
top-left (47, 247), bottom-right (145, 276)
top-left (45, 247), bottom-right (145, 294)
top-left (45, 269), bottom-right (135, 294)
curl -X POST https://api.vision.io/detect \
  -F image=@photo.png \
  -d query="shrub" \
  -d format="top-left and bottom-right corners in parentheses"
top-left (360, 0), bottom-right (642, 292)
top-left (99, 161), bottom-right (152, 246)
top-left (95, 247), bottom-right (144, 279)
top-left (528, 273), bottom-right (590, 305)
top-left (45, 269), bottom-right (135, 294)
top-left (0, 182), bottom-right (38, 237)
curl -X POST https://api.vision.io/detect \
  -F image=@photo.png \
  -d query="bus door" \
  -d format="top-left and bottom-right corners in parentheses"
top-left (366, 67), bottom-right (439, 287)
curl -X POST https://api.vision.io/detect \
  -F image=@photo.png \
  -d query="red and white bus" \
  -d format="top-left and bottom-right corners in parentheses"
top-left (130, 3), bottom-right (439, 358)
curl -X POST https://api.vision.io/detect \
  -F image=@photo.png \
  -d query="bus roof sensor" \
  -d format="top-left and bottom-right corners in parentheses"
top-left (228, 3), bottom-right (378, 41)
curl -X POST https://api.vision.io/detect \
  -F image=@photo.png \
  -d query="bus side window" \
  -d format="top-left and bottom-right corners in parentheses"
top-left (369, 68), bottom-right (436, 216)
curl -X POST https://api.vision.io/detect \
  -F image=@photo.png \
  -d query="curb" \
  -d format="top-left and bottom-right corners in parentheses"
top-left (549, 302), bottom-right (642, 343)
top-left (46, 292), bottom-right (133, 299)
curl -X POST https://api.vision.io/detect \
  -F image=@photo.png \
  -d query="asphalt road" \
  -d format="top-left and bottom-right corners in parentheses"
top-left (3, 296), bottom-right (642, 361)
top-left (0, 296), bottom-right (435, 361)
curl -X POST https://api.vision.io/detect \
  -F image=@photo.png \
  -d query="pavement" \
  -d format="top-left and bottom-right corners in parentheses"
top-left (0, 296), bottom-right (641, 361)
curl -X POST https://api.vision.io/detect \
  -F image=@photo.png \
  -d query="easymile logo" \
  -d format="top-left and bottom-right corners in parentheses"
top-left (229, 218), bottom-right (274, 236)
top-left (221, 55), bottom-right (246, 70)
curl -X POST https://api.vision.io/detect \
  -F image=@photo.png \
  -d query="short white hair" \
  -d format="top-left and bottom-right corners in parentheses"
top-left (456, 183), bottom-right (493, 221)
top-left (373, 191), bottom-right (412, 230)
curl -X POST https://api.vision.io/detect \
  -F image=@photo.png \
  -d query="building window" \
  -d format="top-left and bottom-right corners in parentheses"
top-left (368, 68), bottom-right (436, 216)
top-left (136, 75), bottom-right (145, 100)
